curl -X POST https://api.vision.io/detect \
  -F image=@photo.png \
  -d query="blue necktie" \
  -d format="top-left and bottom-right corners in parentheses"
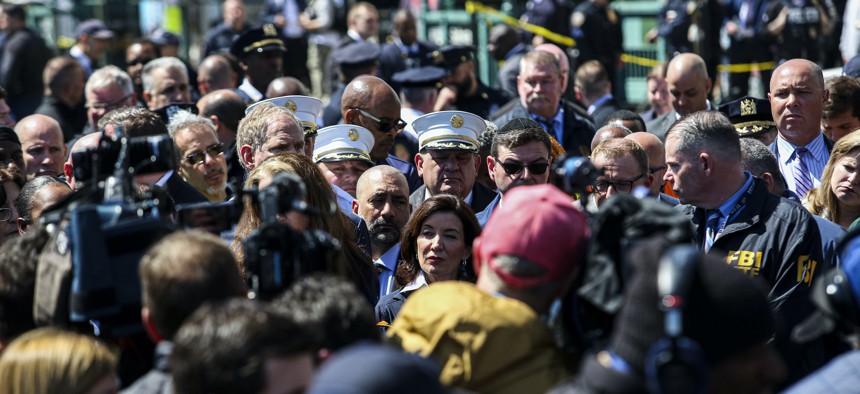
top-left (704, 210), bottom-right (721, 252)
top-left (793, 147), bottom-right (813, 199)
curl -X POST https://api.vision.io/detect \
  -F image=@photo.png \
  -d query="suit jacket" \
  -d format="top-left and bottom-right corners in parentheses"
top-left (498, 45), bottom-right (530, 100)
top-left (590, 97), bottom-right (621, 128)
top-left (475, 193), bottom-right (501, 227)
top-left (490, 99), bottom-right (597, 157)
top-left (645, 110), bottom-right (677, 142)
top-left (322, 86), bottom-right (345, 127)
top-left (409, 183), bottom-right (497, 215)
top-left (165, 172), bottom-right (209, 206)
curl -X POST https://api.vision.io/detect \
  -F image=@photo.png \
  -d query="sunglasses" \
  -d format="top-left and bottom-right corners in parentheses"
top-left (593, 173), bottom-right (645, 194)
top-left (497, 159), bottom-right (550, 175)
top-left (353, 108), bottom-right (406, 134)
top-left (185, 143), bottom-right (225, 165)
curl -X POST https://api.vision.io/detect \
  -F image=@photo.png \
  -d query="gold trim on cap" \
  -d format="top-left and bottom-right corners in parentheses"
top-left (740, 99), bottom-right (757, 116)
top-left (733, 120), bottom-right (776, 129)
top-left (301, 121), bottom-right (319, 136)
top-left (243, 38), bottom-right (286, 54)
top-left (420, 135), bottom-right (479, 151)
top-left (313, 147), bottom-right (373, 164)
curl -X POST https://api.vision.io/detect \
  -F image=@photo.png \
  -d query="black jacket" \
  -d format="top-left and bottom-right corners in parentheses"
top-left (681, 177), bottom-right (827, 382)
top-left (34, 95), bottom-right (87, 142)
top-left (490, 99), bottom-right (597, 157)
top-left (590, 97), bottom-right (621, 128)
top-left (408, 183), bottom-right (497, 215)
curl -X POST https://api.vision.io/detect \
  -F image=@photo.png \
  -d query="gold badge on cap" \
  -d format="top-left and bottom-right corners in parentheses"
top-left (263, 24), bottom-right (277, 37)
top-left (740, 99), bottom-right (756, 116)
top-left (348, 128), bottom-right (360, 141)
top-left (284, 100), bottom-right (297, 112)
top-left (451, 115), bottom-right (464, 128)
top-left (431, 51), bottom-right (444, 66)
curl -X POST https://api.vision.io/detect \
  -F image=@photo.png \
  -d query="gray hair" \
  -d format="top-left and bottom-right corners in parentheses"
top-left (665, 111), bottom-right (740, 161)
top-left (236, 102), bottom-right (302, 169)
top-left (142, 57), bottom-right (189, 92)
top-left (167, 110), bottom-right (216, 139)
top-left (85, 65), bottom-right (134, 103)
top-left (739, 138), bottom-right (784, 192)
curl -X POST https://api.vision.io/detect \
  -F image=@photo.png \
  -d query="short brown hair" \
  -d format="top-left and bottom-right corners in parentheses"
top-left (824, 76), bottom-right (860, 119)
top-left (43, 57), bottom-right (83, 96)
top-left (591, 138), bottom-right (649, 177)
top-left (98, 106), bottom-right (167, 137)
top-left (140, 230), bottom-right (245, 340)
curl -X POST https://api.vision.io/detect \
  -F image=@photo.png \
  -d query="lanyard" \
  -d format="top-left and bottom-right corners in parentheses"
top-left (712, 180), bottom-right (756, 240)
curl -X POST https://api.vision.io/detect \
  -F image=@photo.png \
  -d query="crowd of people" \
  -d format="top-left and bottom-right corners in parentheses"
top-left (1, 0), bottom-right (860, 393)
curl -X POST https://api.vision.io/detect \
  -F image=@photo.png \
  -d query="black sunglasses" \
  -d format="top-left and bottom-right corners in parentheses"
top-left (185, 143), bottom-right (225, 165)
top-left (353, 108), bottom-right (406, 134)
top-left (497, 159), bottom-right (550, 175)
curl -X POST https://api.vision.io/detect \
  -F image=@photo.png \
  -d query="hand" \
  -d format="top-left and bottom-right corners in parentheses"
top-left (726, 21), bottom-right (738, 36)
top-left (274, 14), bottom-right (287, 28)
top-left (645, 28), bottom-right (658, 43)
top-left (434, 86), bottom-right (458, 112)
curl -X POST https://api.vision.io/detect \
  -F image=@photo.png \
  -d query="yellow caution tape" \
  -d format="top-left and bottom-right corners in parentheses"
top-left (465, 1), bottom-right (576, 47)
top-left (620, 53), bottom-right (661, 68)
top-left (717, 61), bottom-right (777, 73)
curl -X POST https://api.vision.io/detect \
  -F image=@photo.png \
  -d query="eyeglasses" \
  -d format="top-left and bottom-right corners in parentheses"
top-left (185, 143), bottom-right (225, 165)
top-left (497, 159), bottom-right (550, 175)
top-left (593, 174), bottom-right (645, 194)
top-left (0, 207), bottom-right (11, 222)
top-left (353, 108), bottom-right (406, 134)
top-left (86, 94), bottom-right (133, 111)
top-left (649, 164), bottom-right (667, 174)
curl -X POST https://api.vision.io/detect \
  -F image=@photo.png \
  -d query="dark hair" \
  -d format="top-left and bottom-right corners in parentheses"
top-left (824, 76), bottom-right (860, 119)
top-left (43, 57), bottom-right (83, 97)
top-left (0, 227), bottom-right (49, 341)
top-left (140, 230), bottom-right (245, 340)
top-left (16, 176), bottom-right (69, 223)
top-left (0, 86), bottom-right (7, 100)
top-left (199, 91), bottom-right (246, 133)
top-left (605, 109), bottom-right (647, 132)
top-left (98, 106), bottom-right (167, 137)
top-left (171, 299), bottom-right (316, 394)
top-left (394, 194), bottom-right (482, 287)
top-left (2, 4), bottom-right (26, 22)
top-left (272, 274), bottom-right (379, 352)
top-left (491, 125), bottom-right (552, 157)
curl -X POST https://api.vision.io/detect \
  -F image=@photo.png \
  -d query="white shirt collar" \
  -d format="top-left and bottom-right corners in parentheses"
top-left (401, 270), bottom-right (428, 293)
top-left (374, 243), bottom-right (400, 272)
top-left (424, 188), bottom-right (473, 204)
top-left (331, 183), bottom-right (355, 215)
top-left (239, 78), bottom-right (264, 102)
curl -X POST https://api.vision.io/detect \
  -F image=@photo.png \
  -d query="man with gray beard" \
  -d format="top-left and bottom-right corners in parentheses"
top-left (352, 165), bottom-right (412, 299)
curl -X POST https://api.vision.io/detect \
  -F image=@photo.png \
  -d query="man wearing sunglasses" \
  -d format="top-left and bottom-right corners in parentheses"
top-left (410, 111), bottom-right (497, 215)
top-left (589, 138), bottom-right (653, 209)
top-left (476, 118), bottom-right (553, 227)
top-left (168, 111), bottom-right (229, 203)
top-left (341, 76), bottom-right (423, 193)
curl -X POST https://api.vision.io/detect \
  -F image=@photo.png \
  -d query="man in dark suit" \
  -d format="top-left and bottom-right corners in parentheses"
top-left (430, 46), bottom-right (509, 120)
top-left (378, 10), bottom-right (437, 91)
top-left (341, 75), bottom-right (423, 193)
top-left (322, 41), bottom-right (381, 127)
top-left (475, 118), bottom-right (552, 227)
top-left (487, 24), bottom-right (529, 101)
top-left (490, 50), bottom-right (596, 157)
top-left (646, 53), bottom-right (712, 141)
top-left (409, 111), bottom-right (497, 214)
top-left (574, 60), bottom-right (621, 128)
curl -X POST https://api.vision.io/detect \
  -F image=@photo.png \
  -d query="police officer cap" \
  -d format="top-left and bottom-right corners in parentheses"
top-left (332, 41), bottom-right (381, 69)
top-left (0, 126), bottom-right (19, 146)
top-left (413, 111), bottom-right (485, 152)
top-left (229, 24), bottom-right (287, 59)
top-left (392, 66), bottom-right (446, 89)
top-left (427, 45), bottom-right (474, 72)
top-left (148, 27), bottom-right (179, 46)
top-left (717, 96), bottom-right (776, 138)
top-left (246, 95), bottom-right (322, 137)
top-left (313, 125), bottom-right (375, 165)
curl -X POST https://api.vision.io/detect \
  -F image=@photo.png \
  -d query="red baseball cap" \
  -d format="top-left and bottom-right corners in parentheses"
top-left (474, 184), bottom-right (590, 289)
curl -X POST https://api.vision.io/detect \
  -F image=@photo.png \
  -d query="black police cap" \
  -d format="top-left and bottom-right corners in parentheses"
top-left (426, 45), bottom-right (474, 72)
top-left (332, 41), bottom-right (381, 69)
top-left (392, 66), bottom-right (446, 89)
top-left (717, 96), bottom-right (776, 138)
top-left (229, 24), bottom-right (287, 59)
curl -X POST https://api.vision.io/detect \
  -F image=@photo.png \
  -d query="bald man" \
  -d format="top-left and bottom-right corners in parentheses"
top-left (63, 132), bottom-right (101, 190)
top-left (646, 53), bottom-right (712, 140)
top-left (625, 132), bottom-right (678, 206)
top-left (197, 55), bottom-right (238, 95)
top-left (341, 76), bottom-right (422, 193)
top-left (590, 124), bottom-right (632, 151)
top-left (197, 89), bottom-right (246, 183)
top-left (352, 165), bottom-right (412, 299)
top-left (265, 77), bottom-right (309, 98)
top-left (768, 59), bottom-right (832, 198)
top-left (15, 115), bottom-right (67, 180)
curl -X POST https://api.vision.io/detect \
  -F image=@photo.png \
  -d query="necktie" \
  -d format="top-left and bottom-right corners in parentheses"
top-left (704, 210), bottom-right (721, 252)
top-left (793, 147), bottom-right (813, 198)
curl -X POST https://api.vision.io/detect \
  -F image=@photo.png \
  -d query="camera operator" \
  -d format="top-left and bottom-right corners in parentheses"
top-left (98, 106), bottom-right (207, 205)
top-left (15, 175), bottom-right (70, 234)
top-left (231, 153), bottom-right (378, 305)
top-left (122, 230), bottom-right (246, 394)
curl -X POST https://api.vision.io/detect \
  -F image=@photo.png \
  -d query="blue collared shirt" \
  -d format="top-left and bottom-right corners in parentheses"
top-left (587, 94), bottom-right (613, 115)
top-left (713, 172), bottom-right (754, 231)
top-left (776, 133), bottom-right (829, 195)
top-left (331, 183), bottom-right (355, 215)
top-left (375, 244), bottom-right (400, 300)
top-left (532, 106), bottom-right (564, 144)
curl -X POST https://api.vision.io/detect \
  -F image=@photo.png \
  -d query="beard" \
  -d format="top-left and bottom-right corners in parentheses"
top-left (367, 215), bottom-right (403, 249)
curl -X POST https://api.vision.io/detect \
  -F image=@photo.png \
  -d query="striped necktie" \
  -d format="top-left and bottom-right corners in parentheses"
top-left (793, 147), bottom-right (813, 198)
top-left (704, 210), bottom-right (721, 252)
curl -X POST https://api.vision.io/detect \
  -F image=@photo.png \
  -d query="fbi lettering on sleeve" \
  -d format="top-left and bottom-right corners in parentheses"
top-left (726, 250), bottom-right (763, 277)
top-left (796, 255), bottom-right (817, 285)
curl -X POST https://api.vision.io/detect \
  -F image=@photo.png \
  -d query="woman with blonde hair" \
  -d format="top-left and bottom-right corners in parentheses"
top-left (231, 153), bottom-right (377, 303)
top-left (0, 327), bottom-right (118, 394)
top-left (804, 131), bottom-right (860, 229)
